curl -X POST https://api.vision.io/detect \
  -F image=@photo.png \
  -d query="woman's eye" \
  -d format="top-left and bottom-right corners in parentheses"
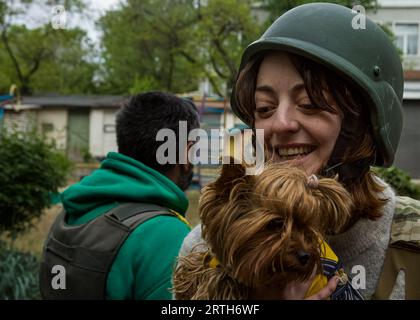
top-left (300, 104), bottom-right (315, 109)
top-left (299, 104), bottom-right (319, 113)
top-left (255, 106), bottom-right (275, 117)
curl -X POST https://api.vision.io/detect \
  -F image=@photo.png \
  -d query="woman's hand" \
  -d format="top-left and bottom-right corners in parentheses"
top-left (282, 275), bottom-right (340, 300)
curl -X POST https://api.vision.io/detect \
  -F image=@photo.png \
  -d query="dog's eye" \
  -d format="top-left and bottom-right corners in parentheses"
top-left (297, 250), bottom-right (310, 266)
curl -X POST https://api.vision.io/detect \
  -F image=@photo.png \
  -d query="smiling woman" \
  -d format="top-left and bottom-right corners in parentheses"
top-left (177, 3), bottom-right (420, 300)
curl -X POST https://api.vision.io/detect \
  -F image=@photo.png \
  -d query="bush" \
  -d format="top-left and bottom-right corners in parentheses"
top-left (373, 166), bottom-right (420, 200)
top-left (0, 241), bottom-right (40, 299)
top-left (0, 129), bottom-right (72, 237)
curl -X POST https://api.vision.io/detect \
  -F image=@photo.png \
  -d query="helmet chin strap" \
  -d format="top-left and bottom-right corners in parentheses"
top-left (323, 161), bottom-right (344, 176)
top-left (321, 157), bottom-right (372, 183)
top-left (320, 130), bottom-right (372, 182)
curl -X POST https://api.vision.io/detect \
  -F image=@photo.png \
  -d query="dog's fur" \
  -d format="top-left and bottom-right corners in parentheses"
top-left (172, 162), bottom-right (353, 299)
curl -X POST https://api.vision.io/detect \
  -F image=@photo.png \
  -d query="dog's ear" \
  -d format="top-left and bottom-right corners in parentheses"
top-left (213, 157), bottom-right (247, 195)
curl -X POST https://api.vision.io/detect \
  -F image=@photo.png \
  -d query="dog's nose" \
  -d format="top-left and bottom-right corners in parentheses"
top-left (297, 250), bottom-right (310, 266)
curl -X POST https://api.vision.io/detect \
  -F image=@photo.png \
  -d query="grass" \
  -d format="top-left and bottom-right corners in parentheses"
top-left (2, 205), bottom-right (62, 258)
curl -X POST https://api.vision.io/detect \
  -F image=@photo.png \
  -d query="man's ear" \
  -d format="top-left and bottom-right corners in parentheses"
top-left (179, 141), bottom-right (191, 167)
top-left (181, 141), bottom-right (196, 172)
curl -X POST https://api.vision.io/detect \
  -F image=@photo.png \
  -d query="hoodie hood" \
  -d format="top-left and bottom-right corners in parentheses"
top-left (61, 152), bottom-right (189, 219)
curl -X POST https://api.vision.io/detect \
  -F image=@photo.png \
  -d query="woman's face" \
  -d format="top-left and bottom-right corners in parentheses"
top-left (254, 52), bottom-right (342, 175)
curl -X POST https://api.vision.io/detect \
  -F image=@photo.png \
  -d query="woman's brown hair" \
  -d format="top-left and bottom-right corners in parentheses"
top-left (234, 51), bottom-right (388, 223)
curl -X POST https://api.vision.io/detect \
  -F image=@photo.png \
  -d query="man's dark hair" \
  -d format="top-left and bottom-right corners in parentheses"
top-left (116, 91), bottom-right (199, 173)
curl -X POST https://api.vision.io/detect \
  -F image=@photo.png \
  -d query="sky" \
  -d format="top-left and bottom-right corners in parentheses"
top-left (12, 0), bottom-right (123, 44)
top-left (89, 0), bottom-right (120, 11)
top-left (77, 0), bottom-right (122, 43)
top-left (379, 0), bottom-right (420, 5)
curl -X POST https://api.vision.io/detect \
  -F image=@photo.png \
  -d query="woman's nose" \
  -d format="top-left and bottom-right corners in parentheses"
top-left (269, 103), bottom-right (300, 134)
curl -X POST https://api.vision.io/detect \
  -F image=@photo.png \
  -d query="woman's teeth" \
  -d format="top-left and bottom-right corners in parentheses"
top-left (276, 146), bottom-right (313, 159)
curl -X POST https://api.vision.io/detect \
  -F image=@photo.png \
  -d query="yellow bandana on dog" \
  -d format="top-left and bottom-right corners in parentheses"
top-left (304, 241), bottom-right (338, 297)
top-left (203, 251), bottom-right (221, 269)
top-left (305, 241), bottom-right (362, 300)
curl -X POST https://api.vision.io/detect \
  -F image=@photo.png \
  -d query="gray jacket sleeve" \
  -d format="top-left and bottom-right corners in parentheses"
top-left (178, 223), bottom-right (208, 257)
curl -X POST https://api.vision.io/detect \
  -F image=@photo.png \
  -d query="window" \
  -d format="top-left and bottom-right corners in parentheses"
top-left (394, 23), bottom-right (419, 55)
top-left (42, 122), bottom-right (54, 134)
top-left (103, 124), bottom-right (115, 133)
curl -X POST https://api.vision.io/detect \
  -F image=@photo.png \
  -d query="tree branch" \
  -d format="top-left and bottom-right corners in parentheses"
top-left (212, 38), bottom-right (237, 80)
top-left (210, 54), bottom-right (228, 80)
top-left (203, 70), bottom-right (223, 97)
top-left (26, 50), bottom-right (44, 79)
top-left (1, 29), bottom-right (24, 84)
top-left (179, 50), bottom-right (198, 64)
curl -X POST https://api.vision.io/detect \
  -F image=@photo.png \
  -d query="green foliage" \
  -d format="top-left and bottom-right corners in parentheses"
top-left (81, 146), bottom-right (94, 163)
top-left (98, 0), bottom-right (260, 96)
top-left (31, 28), bottom-right (98, 94)
top-left (0, 0), bottom-right (402, 96)
top-left (0, 25), bottom-right (97, 95)
top-left (192, 0), bottom-right (261, 95)
top-left (129, 75), bottom-right (160, 94)
top-left (261, 0), bottom-right (378, 24)
top-left (0, 241), bottom-right (40, 300)
top-left (0, 129), bottom-right (72, 237)
top-left (0, 0), bottom-right (95, 95)
top-left (373, 166), bottom-right (420, 200)
top-left (98, 0), bottom-right (202, 94)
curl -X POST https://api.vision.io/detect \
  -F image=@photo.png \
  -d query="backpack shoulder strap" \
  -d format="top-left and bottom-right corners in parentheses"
top-left (106, 202), bottom-right (177, 229)
top-left (373, 196), bottom-right (420, 299)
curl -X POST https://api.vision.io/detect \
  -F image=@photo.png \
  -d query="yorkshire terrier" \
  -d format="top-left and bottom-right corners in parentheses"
top-left (172, 161), bottom-right (363, 300)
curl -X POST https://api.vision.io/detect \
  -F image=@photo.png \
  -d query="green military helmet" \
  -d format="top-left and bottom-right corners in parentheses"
top-left (231, 3), bottom-right (404, 167)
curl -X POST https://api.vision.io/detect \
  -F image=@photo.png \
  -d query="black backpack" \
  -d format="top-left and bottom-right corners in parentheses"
top-left (39, 202), bottom-right (176, 299)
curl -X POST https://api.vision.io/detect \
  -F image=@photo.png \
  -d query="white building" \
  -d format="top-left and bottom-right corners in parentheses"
top-left (2, 95), bottom-right (125, 162)
top-left (368, 0), bottom-right (420, 70)
top-left (366, 1), bottom-right (420, 177)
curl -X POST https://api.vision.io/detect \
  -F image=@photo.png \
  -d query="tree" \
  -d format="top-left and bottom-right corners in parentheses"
top-left (98, 0), bottom-right (261, 96)
top-left (31, 26), bottom-right (98, 94)
top-left (0, 24), bottom-right (97, 94)
top-left (98, 0), bottom-right (202, 94)
top-left (185, 0), bottom-right (261, 96)
top-left (0, 0), bottom-right (96, 95)
top-left (261, 0), bottom-right (378, 24)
